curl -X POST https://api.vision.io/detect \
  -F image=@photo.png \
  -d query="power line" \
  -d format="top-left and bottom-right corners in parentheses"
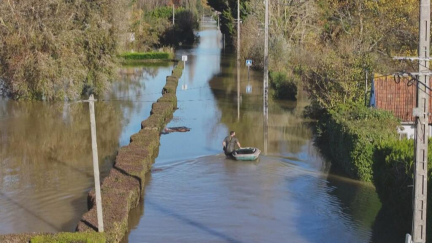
top-left (392, 71), bottom-right (432, 96)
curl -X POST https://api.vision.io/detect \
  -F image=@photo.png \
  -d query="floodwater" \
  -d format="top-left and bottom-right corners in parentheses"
top-left (0, 23), bottom-right (402, 242)
top-left (124, 24), bottom-right (402, 243)
top-left (0, 63), bottom-right (174, 233)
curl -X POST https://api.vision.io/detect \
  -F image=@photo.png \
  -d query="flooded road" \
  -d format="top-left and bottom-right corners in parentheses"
top-left (124, 25), bottom-right (398, 242)
top-left (0, 63), bottom-right (173, 233)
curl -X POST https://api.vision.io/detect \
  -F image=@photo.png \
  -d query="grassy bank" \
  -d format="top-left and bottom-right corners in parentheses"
top-left (119, 52), bottom-right (172, 61)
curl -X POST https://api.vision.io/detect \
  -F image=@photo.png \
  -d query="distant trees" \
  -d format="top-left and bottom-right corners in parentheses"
top-left (236, 0), bottom-right (419, 111)
top-left (161, 11), bottom-right (199, 47)
top-left (128, 4), bottom-right (200, 51)
top-left (302, 0), bottom-right (418, 111)
top-left (207, 0), bottom-right (251, 45)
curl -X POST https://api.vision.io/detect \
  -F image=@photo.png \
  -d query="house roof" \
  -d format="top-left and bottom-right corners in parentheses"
top-left (371, 75), bottom-right (432, 123)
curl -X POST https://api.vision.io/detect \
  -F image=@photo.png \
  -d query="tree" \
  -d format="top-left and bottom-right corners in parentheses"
top-left (0, 0), bottom-right (129, 100)
top-left (236, 0), bottom-right (419, 110)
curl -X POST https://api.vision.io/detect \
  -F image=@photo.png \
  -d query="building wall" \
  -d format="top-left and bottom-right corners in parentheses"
top-left (398, 124), bottom-right (432, 139)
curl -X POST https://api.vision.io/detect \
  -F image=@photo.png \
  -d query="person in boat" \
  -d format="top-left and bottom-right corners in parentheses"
top-left (161, 126), bottom-right (191, 135)
top-left (222, 131), bottom-right (241, 156)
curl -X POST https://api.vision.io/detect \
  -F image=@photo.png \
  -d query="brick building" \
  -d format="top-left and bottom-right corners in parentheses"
top-left (369, 75), bottom-right (432, 139)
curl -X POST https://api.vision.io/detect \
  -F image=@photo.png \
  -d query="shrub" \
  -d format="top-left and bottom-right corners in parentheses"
top-left (269, 71), bottom-right (297, 101)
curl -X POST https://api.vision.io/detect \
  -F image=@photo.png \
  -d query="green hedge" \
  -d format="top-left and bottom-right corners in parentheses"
top-left (120, 52), bottom-right (170, 60)
top-left (319, 102), bottom-right (432, 238)
top-left (373, 138), bottom-right (432, 237)
top-left (318, 102), bottom-right (399, 181)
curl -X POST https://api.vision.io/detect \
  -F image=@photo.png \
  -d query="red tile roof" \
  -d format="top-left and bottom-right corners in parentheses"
top-left (373, 75), bottom-right (432, 123)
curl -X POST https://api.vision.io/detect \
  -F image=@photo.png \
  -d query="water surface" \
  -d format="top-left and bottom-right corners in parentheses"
top-left (0, 63), bottom-right (172, 233)
top-left (125, 24), bottom-right (397, 243)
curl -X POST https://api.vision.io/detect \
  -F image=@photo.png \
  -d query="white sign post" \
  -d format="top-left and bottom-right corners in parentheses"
top-left (181, 55), bottom-right (188, 90)
top-left (246, 59), bottom-right (253, 93)
top-left (246, 85), bottom-right (252, 93)
top-left (246, 59), bottom-right (252, 67)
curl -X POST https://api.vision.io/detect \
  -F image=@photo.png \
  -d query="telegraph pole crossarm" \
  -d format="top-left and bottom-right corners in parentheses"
top-left (393, 57), bottom-right (432, 61)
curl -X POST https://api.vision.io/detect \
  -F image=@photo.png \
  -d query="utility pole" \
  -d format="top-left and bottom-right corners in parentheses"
top-left (88, 94), bottom-right (104, 232)
top-left (237, 0), bottom-right (241, 120)
top-left (237, 0), bottom-right (240, 61)
top-left (173, 3), bottom-right (175, 25)
top-left (412, 1), bottom-right (430, 242)
top-left (397, 1), bottom-right (430, 242)
top-left (263, 0), bottom-right (269, 155)
top-left (237, 64), bottom-right (240, 120)
top-left (365, 70), bottom-right (368, 106)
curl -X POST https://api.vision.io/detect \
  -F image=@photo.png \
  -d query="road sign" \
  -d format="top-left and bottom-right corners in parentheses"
top-left (246, 59), bottom-right (252, 67)
top-left (182, 55), bottom-right (188, 62)
top-left (246, 85), bottom-right (252, 93)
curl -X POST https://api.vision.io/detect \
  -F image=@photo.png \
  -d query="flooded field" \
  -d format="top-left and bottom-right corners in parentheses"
top-left (0, 63), bottom-right (173, 233)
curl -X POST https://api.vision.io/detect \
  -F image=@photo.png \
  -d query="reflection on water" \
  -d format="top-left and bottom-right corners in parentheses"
top-left (0, 64), bottom-right (172, 234)
top-left (125, 24), bottom-right (395, 242)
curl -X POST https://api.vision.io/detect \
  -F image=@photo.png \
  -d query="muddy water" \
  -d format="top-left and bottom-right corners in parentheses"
top-left (124, 24), bottom-right (400, 243)
top-left (0, 63), bottom-right (173, 234)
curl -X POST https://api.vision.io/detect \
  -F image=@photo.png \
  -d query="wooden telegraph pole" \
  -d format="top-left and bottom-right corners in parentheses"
top-left (237, 0), bottom-right (241, 120)
top-left (88, 94), bottom-right (104, 232)
top-left (397, 1), bottom-right (430, 242)
top-left (237, 0), bottom-right (240, 60)
top-left (263, 0), bottom-right (269, 155)
top-left (412, 1), bottom-right (430, 242)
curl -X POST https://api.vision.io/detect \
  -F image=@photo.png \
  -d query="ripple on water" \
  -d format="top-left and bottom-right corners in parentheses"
top-left (126, 154), bottom-right (377, 243)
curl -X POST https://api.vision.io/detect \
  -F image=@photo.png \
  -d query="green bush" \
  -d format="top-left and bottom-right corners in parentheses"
top-left (318, 102), bottom-right (399, 181)
top-left (145, 6), bottom-right (186, 19)
top-left (373, 138), bottom-right (432, 237)
top-left (269, 71), bottom-right (297, 101)
top-left (120, 52), bottom-right (170, 60)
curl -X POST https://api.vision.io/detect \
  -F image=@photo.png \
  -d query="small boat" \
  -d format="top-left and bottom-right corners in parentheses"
top-left (232, 147), bottom-right (261, 161)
